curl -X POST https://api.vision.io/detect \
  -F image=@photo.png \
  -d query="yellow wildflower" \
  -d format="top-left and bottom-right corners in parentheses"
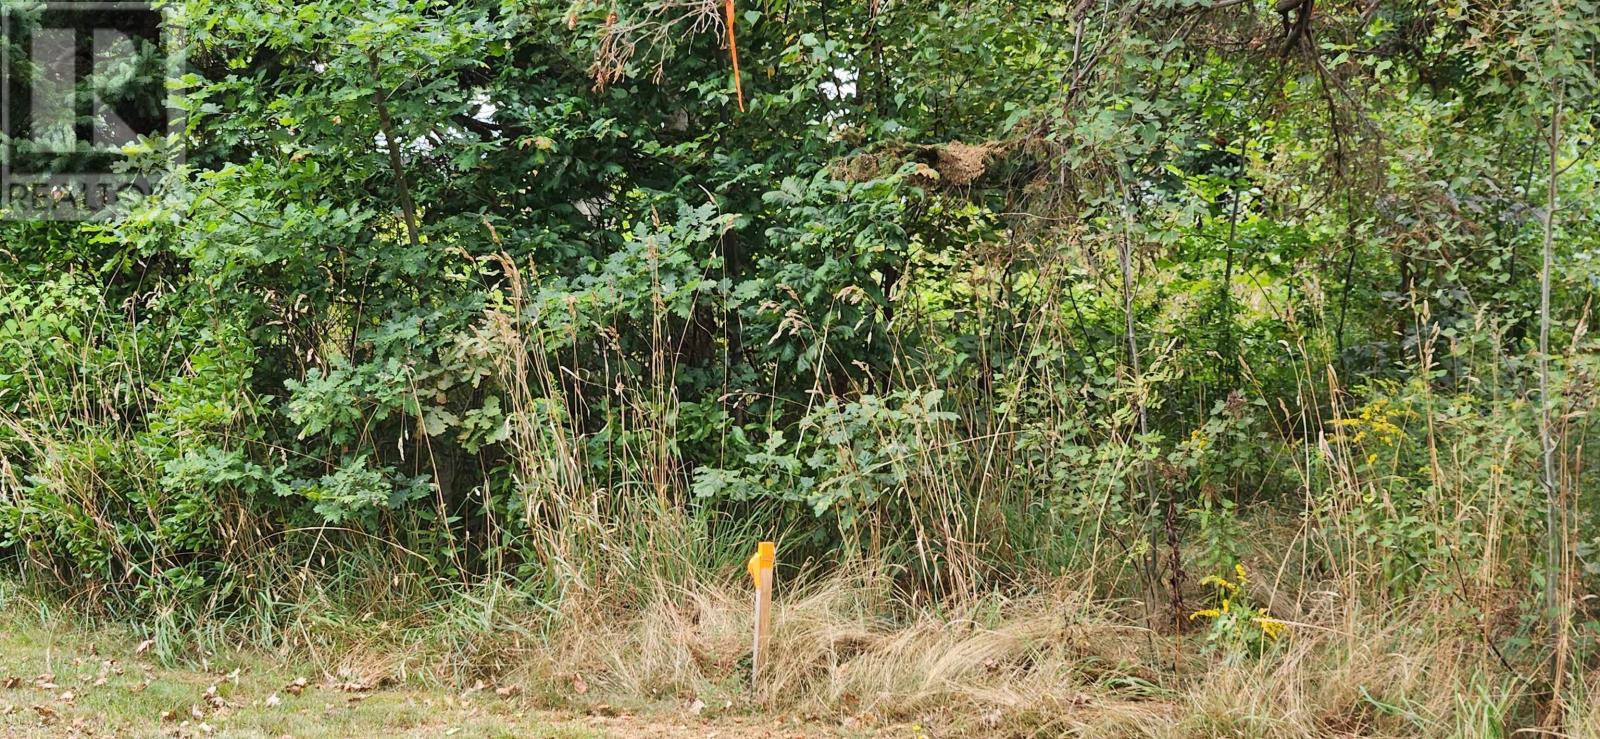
top-left (1199, 574), bottom-right (1238, 594)
top-left (1254, 618), bottom-right (1288, 640)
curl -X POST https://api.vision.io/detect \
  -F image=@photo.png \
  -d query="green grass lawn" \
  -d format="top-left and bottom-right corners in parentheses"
top-left (0, 617), bottom-right (608, 738)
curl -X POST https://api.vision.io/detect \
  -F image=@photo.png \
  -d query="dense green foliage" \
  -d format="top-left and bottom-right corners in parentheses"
top-left (2, 0), bottom-right (1598, 684)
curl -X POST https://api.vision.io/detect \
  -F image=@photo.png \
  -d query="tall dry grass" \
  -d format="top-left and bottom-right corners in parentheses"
top-left (282, 566), bottom-right (1546, 737)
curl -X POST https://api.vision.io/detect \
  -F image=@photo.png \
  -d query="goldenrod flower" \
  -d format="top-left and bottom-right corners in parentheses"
top-left (1199, 574), bottom-right (1238, 594)
top-left (1254, 618), bottom-right (1288, 640)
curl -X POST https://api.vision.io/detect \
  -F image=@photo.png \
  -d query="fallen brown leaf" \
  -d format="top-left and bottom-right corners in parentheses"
top-left (203, 683), bottom-right (226, 709)
top-left (134, 639), bottom-right (154, 656)
top-left (284, 677), bottom-right (308, 696)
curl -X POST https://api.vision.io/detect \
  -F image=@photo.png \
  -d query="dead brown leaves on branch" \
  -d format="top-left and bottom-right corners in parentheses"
top-left (835, 140), bottom-right (1018, 188)
top-left (581, 0), bottom-right (725, 90)
top-left (935, 142), bottom-right (992, 187)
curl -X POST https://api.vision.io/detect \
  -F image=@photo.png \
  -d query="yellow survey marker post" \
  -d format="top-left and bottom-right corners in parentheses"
top-left (747, 541), bottom-right (775, 683)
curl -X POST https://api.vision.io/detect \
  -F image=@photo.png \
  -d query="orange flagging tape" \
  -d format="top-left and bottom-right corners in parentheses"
top-left (747, 540), bottom-right (773, 583)
top-left (724, 0), bottom-right (745, 111)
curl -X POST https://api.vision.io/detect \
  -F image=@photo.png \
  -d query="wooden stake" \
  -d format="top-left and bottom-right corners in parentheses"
top-left (747, 541), bottom-right (774, 684)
